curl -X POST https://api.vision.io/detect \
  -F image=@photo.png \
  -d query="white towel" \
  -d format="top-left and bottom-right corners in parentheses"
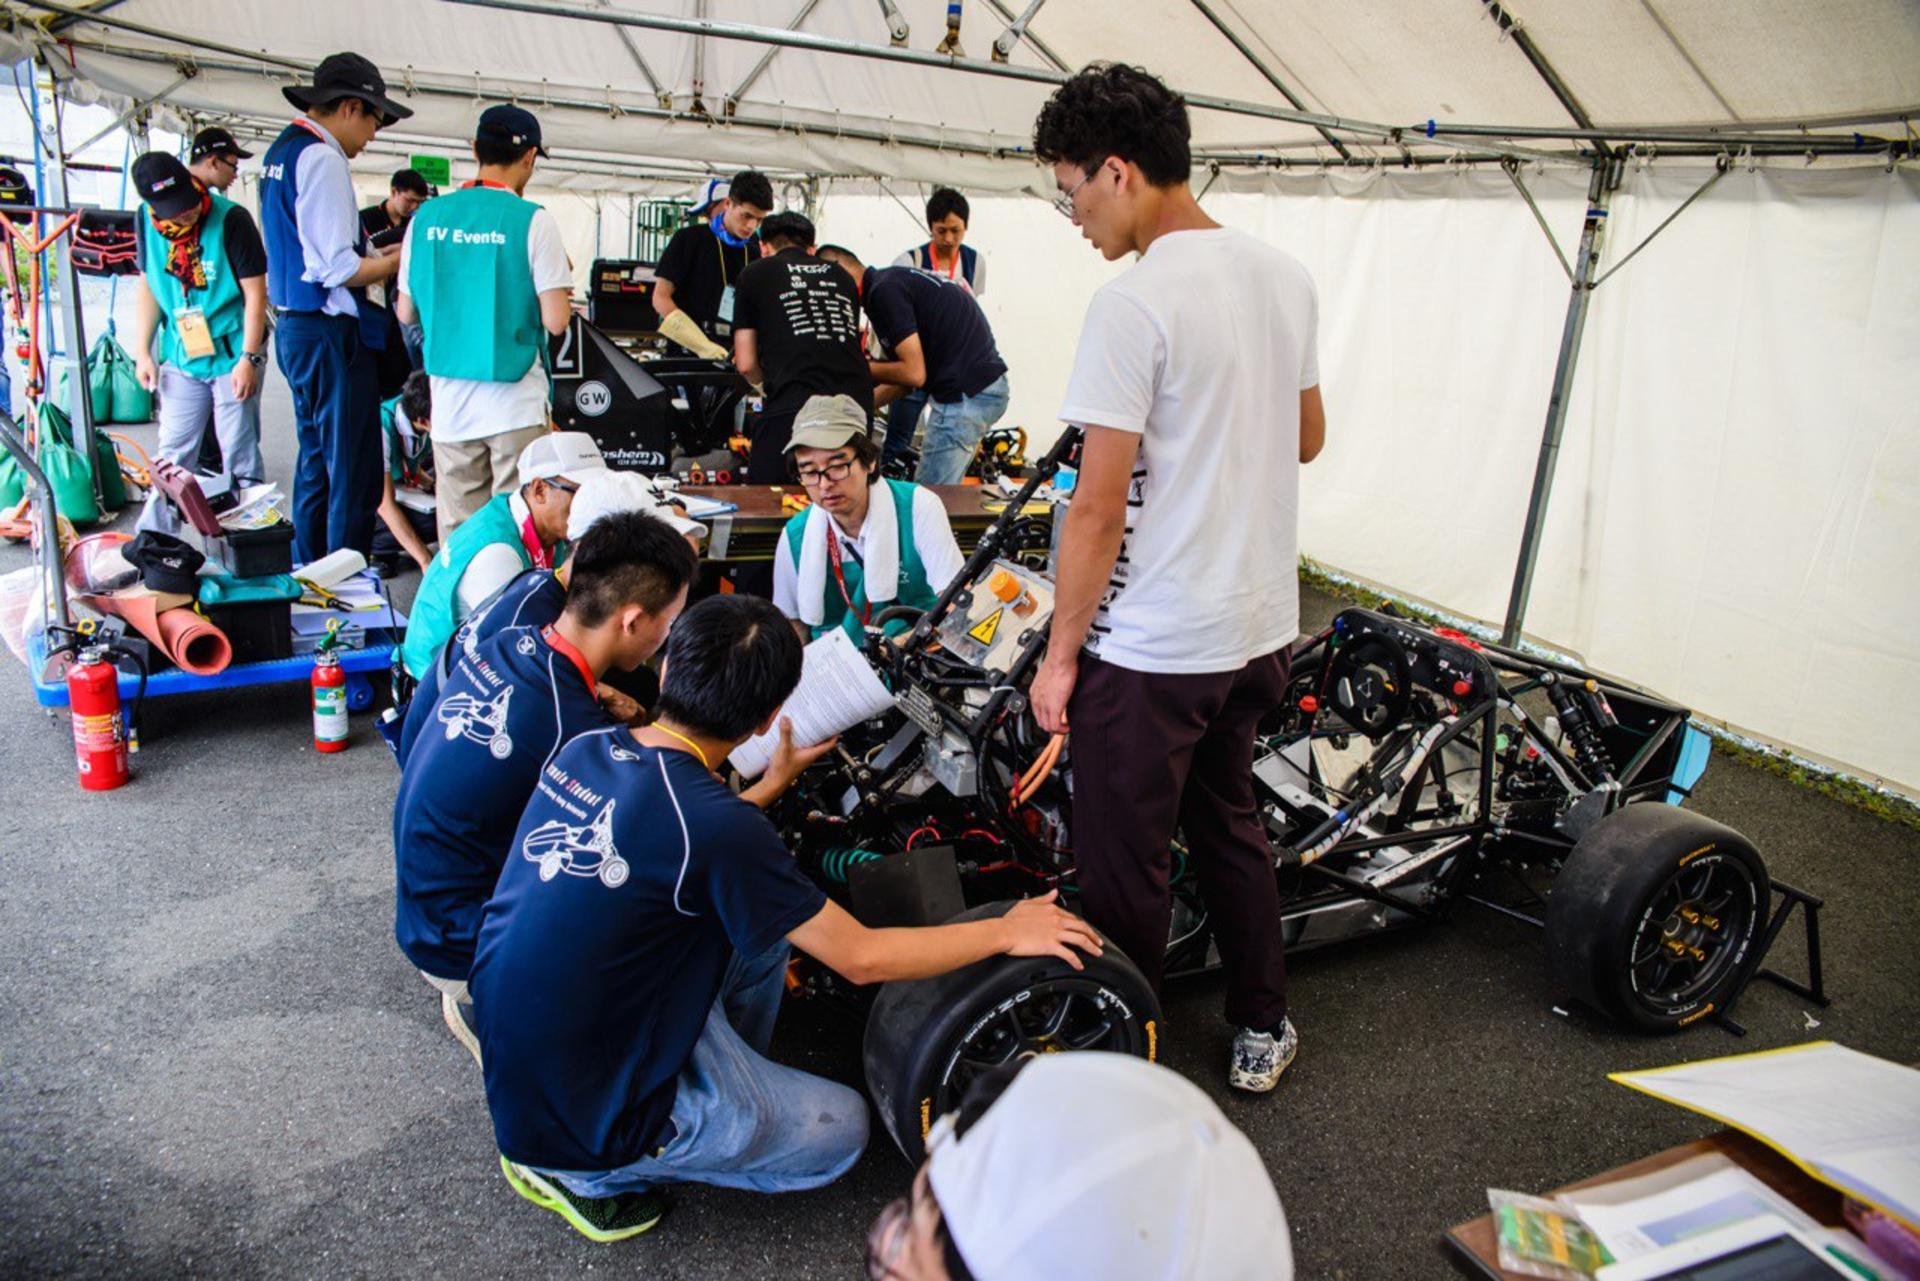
top-left (794, 479), bottom-right (901, 627)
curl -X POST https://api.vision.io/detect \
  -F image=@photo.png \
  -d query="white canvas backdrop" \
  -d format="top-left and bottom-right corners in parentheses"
top-left (818, 165), bottom-right (1920, 796)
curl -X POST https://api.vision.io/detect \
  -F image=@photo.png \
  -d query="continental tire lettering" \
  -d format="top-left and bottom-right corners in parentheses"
top-left (1679, 1003), bottom-right (1716, 1026)
top-left (919, 1096), bottom-right (932, 1138)
top-left (1678, 844), bottom-right (1715, 866)
top-left (1146, 1019), bottom-right (1158, 1062)
top-left (937, 984), bottom-right (1136, 1091)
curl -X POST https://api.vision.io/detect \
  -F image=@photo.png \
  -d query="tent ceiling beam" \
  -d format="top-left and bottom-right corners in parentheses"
top-left (981, 0), bottom-right (1068, 73)
top-left (691, 0), bottom-right (707, 115)
top-left (875, 0), bottom-right (909, 46)
top-left (589, 0), bottom-right (671, 109)
top-left (727, 0), bottom-right (824, 116)
top-left (1635, 0), bottom-right (1740, 122)
top-left (66, 65), bottom-right (189, 154)
top-left (990, 0), bottom-right (1046, 66)
top-left (1482, 0), bottom-right (1609, 158)
top-left (43, 0), bottom-right (117, 33)
top-left (1186, 0), bottom-right (1352, 161)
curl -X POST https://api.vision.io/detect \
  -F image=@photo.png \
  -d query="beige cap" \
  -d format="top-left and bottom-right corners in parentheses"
top-left (784, 394), bottom-right (874, 454)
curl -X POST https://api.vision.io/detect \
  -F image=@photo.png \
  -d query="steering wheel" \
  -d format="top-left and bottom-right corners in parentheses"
top-left (1324, 633), bottom-right (1413, 738)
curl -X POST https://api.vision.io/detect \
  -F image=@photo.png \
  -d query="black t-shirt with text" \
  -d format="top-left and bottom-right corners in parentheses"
top-left (134, 204), bottom-right (267, 279)
top-left (862, 265), bottom-right (1007, 403)
top-left (654, 219), bottom-right (758, 338)
top-left (731, 248), bottom-right (872, 418)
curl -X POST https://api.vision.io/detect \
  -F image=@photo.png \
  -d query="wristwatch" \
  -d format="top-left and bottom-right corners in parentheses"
top-left (243, 350), bottom-right (267, 369)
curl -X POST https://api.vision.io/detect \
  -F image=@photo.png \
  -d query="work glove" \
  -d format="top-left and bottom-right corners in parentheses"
top-left (658, 309), bottom-right (730, 361)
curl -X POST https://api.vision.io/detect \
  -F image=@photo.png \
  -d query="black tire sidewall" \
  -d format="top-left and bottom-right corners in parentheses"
top-left (861, 902), bottom-right (1162, 1161)
top-left (1548, 805), bottom-right (1770, 1032)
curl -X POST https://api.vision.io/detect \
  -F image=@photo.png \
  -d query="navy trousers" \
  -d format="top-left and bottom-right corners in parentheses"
top-left (276, 311), bottom-right (381, 562)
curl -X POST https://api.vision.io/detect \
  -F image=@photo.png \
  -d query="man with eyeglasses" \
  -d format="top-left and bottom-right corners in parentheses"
top-left (187, 127), bottom-right (251, 194)
top-left (399, 432), bottom-right (605, 682)
top-left (1029, 63), bottom-right (1328, 1096)
top-left (772, 394), bottom-right (965, 645)
top-left (259, 51), bottom-right (411, 562)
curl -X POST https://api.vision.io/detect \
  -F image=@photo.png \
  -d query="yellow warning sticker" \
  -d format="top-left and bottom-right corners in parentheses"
top-left (967, 608), bottom-right (1004, 647)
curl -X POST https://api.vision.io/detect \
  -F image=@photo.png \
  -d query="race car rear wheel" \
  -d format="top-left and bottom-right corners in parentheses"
top-left (862, 901), bottom-right (1161, 1161)
top-left (1547, 804), bottom-right (1768, 1032)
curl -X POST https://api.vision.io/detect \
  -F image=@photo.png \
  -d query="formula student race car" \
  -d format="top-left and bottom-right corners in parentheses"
top-left (773, 429), bottom-right (1796, 1160)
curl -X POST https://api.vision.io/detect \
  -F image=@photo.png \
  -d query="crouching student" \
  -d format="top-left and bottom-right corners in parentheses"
top-left (473, 594), bottom-right (1102, 1241)
top-left (393, 511), bottom-right (696, 1061)
top-left (398, 431), bottom-right (605, 683)
top-left (396, 470), bottom-right (706, 768)
top-left (771, 394), bottom-right (966, 645)
top-left (372, 370), bottom-right (437, 577)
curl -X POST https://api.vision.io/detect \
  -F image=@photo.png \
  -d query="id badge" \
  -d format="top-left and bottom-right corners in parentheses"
top-left (174, 306), bottom-right (216, 360)
top-left (717, 285), bottom-right (736, 324)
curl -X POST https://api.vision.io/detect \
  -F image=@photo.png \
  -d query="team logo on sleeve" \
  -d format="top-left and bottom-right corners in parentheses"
top-left (516, 633), bottom-right (538, 657)
top-left (521, 798), bottom-right (629, 889)
top-left (436, 686), bottom-right (515, 759)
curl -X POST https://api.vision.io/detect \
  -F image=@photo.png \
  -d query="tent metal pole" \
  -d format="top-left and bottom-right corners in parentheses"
top-left (1590, 158), bottom-right (1728, 288)
top-left (1414, 116), bottom-right (1915, 147)
top-left (1501, 159), bottom-right (1574, 280)
top-left (981, 0), bottom-right (1067, 72)
top-left (1482, 0), bottom-right (1610, 156)
top-left (990, 0), bottom-right (1046, 65)
top-left (727, 0), bottom-right (824, 114)
top-left (1502, 156), bottom-right (1615, 647)
top-left (690, 0), bottom-right (707, 116)
top-left (589, 0), bottom-right (672, 110)
top-left (34, 60), bottom-right (101, 497)
top-left (66, 69), bottom-right (191, 155)
top-left (1186, 0), bottom-right (1352, 161)
top-left (876, 0), bottom-right (910, 46)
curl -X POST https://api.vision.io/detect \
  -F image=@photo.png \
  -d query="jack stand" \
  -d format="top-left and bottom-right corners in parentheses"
top-left (1710, 879), bottom-right (1828, 1037)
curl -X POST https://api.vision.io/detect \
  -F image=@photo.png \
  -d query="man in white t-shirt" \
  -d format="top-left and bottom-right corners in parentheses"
top-left (396, 104), bottom-right (574, 536)
top-left (1030, 63), bottom-right (1329, 1096)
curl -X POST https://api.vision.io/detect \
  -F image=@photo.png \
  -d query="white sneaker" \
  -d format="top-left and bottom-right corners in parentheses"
top-left (1229, 1018), bottom-right (1298, 1092)
top-left (442, 990), bottom-right (483, 1069)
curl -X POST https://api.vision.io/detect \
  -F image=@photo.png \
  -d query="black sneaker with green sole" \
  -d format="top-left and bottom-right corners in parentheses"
top-left (499, 1156), bottom-right (669, 1242)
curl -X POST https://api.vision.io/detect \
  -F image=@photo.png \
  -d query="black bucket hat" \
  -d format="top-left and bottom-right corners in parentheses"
top-left (282, 52), bottom-right (414, 127)
top-left (124, 530), bottom-right (205, 596)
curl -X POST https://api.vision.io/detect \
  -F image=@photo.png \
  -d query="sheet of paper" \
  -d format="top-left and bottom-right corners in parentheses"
top-left (1611, 1042), bottom-right (1920, 1232)
top-left (728, 628), bottom-right (893, 779)
top-left (676, 494), bottom-right (738, 519)
top-left (1561, 1156), bottom-right (1823, 1261)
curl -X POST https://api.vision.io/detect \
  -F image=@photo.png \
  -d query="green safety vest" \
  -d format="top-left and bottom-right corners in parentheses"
top-left (405, 185), bottom-right (545, 382)
top-left (781, 479), bottom-right (935, 646)
top-left (401, 493), bottom-right (531, 678)
top-left (380, 396), bottom-right (432, 488)
top-left (140, 192), bottom-right (247, 380)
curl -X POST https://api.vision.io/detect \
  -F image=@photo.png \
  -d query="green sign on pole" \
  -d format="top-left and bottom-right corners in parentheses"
top-left (410, 154), bottom-right (452, 189)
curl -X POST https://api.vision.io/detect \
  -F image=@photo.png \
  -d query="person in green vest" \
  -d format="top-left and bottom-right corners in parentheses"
top-left (394, 103), bottom-right (574, 537)
top-left (126, 151), bottom-right (269, 535)
top-left (771, 394), bottom-right (967, 645)
top-left (399, 431), bottom-right (605, 679)
top-left (372, 370), bottom-right (438, 577)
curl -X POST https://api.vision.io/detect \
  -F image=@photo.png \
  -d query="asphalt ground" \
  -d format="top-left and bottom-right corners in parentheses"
top-left (2, 375), bottom-right (1915, 1279)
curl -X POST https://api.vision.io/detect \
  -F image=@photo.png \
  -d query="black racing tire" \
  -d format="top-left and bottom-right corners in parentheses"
top-left (1547, 804), bottom-right (1769, 1032)
top-left (861, 901), bottom-right (1162, 1162)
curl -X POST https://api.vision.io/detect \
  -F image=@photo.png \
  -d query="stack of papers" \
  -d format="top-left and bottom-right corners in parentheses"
top-left (216, 483), bottom-right (287, 532)
top-left (728, 629), bottom-right (893, 779)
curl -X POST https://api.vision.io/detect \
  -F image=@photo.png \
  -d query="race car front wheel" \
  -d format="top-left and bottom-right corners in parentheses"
top-left (861, 901), bottom-right (1162, 1161)
top-left (1547, 804), bottom-right (1769, 1032)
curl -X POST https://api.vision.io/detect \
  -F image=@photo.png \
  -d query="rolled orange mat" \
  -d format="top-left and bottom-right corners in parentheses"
top-left (82, 591), bottom-right (233, 676)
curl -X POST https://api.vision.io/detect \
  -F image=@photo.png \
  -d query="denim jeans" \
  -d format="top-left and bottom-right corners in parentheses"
top-left (916, 374), bottom-right (1010, 486)
top-left (884, 388), bottom-right (928, 465)
top-left (537, 944), bottom-right (870, 1197)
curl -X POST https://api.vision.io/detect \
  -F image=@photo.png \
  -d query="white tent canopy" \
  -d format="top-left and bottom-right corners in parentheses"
top-left (3, 2), bottom-right (1918, 799)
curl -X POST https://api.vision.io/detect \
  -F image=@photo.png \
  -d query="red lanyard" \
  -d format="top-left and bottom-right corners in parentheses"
top-left (541, 625), bottom-right (596, 693)
top-left (291, 117), bottom-right (328, 143)
top-left (462, 178), bottom-right (514, 192)
top-left (925, 242), bottom-right (959, 280)
top-left (825, 525), bottom-right (871, 625)
top-left (519, 509), bottom-right (552, 570)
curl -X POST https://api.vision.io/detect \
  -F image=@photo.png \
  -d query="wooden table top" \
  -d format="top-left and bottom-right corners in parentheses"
top-left (1442, 1130), bottom-right (1846, 1279)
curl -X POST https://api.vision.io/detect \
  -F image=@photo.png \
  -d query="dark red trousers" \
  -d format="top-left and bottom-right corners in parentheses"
top-left (1068, 648), bottom-right (1292, 1030)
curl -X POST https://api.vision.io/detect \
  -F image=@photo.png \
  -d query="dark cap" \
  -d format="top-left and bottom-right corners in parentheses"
top-left (281, 52), bottom-right (414, 126)
top-left (189, 127), bottom-right (253, 163)
top-left (131, 152), bottom-right (203, 220)
top-left (475, 103), bottom-right (549, 158)
top-left (124, 531), bottom-right (205, 597)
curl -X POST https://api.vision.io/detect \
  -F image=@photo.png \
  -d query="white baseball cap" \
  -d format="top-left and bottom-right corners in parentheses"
top-left (564, 469), bottom-right (707, 543)
top-left (690, 176), bottom-right (730, 213)
top-left (929, 1054), bottom-right (1293, 1281)
top-left (516, 432), bottom-right (607, 487)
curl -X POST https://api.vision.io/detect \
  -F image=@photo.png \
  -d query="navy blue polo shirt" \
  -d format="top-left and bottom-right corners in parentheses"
top-left (392, 623), bottom-right (612, 982)
top-left (471, 729), bottom-right (827, 1173)
top-left (398, 568), bottom-right (567, 768)
top-left (862, 265), bottom-right (1007, 403)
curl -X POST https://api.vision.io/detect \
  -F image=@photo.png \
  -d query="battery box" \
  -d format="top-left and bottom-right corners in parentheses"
top-left (935, 559), bottom-right (1055, 673)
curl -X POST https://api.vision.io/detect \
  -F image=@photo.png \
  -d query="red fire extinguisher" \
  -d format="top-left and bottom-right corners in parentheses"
top-left (69, 646), bottom-right (130, 791)
top-left (313, 623), bottom-right (348, 753)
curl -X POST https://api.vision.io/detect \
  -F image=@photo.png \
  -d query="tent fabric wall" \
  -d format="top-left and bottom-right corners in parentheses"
top-left (822, 166), bottom-right (1920, 797)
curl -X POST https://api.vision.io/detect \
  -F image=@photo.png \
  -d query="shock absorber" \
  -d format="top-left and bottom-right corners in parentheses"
top-left (1546, 676), bottom-right (1616, 784)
